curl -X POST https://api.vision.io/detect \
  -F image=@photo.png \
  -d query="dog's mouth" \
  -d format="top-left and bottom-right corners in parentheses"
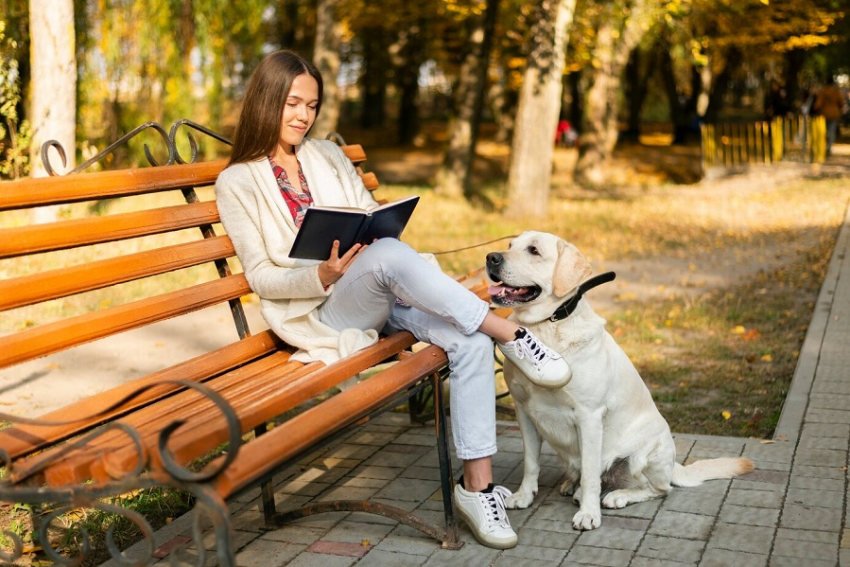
top-left (488, 281), bottom-right (542, 306)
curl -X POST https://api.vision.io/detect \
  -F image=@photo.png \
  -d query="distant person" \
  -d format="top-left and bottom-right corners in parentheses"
top-left (765, 81), bottom-right (791, 119)
top-left (555, 119), bottom-right (577, 148)
top-left (813, 77), bottom-right (845, 156)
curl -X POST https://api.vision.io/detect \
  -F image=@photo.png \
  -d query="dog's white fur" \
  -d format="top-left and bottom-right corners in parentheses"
top-left (488, 231), bottom-right (754, 531)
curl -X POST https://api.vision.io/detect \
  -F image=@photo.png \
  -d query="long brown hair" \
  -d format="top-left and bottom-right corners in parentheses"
top-left (228, 50), bottom-right (324, 166)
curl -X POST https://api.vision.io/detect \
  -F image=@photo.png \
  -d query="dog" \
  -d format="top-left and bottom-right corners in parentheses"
top-left (486, 231), bottom-right (754, 530)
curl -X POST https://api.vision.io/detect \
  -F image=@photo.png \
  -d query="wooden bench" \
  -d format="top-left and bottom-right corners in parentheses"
top-left (0, 124), bottom-right (492, 564)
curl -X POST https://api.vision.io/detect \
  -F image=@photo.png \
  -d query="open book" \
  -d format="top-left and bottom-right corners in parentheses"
top-left (288, 195), bottom-right (420, 260)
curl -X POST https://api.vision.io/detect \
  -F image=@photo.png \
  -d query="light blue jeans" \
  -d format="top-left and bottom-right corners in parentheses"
top-left (318, 238), bottom-right (498, 460)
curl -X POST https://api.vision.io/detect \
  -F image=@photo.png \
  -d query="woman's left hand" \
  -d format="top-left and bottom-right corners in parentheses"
top-left (318, 240), bottom-right (366, 287)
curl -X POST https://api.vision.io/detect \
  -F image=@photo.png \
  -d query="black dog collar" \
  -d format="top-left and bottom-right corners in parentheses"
top-left (549, 271), bottom-right (617, 322)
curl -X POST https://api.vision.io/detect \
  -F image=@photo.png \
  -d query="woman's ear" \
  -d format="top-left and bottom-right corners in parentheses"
top-left (553, 240), bottom-right (592, 297)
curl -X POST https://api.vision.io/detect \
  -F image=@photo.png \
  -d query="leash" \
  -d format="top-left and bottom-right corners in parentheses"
top-left (426, 234), bottom-right (519, 256)
top-left (549, 271), bottom-right (617, 322)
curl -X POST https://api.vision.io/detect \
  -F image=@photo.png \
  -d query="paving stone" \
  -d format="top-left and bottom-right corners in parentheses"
top-left (772, 537), bottom-right (838, 562)
top-left (788, 474), bottom-right (845, 491)
top-left (719, 504), bottom-right (780, 527)
top-left (364, 448), bottom-right (426, 468)
top-left (791, 464), bottom-right (846, 479)
top-left (601, 497), bottom-right (662, 519)
top-left (420, 543), bottom-right (500, 566)
top-left (706, 522), bottom-right (774, 555)
top-left (501, 543), bottom-right (568, 563)
top-left (699, 547), bottom-right (768, 567)
top-left (780, 504), bottom-right (843, 532)
top-left (631, 557), bottom-right (698, 567)
top-left (636, 534), bottom-right (705, 563)
top-left (769, 555), bottom-right (835, 567)
top-left (317, 485), bottom-right (379, 502)
top-left (260, 526), bottom-right (325, 546)
top-left (793, 447), bottom-right (848, 467)
top-left (373, 533), bottom-right (440, 556)
top-left (285, 551), bottom-right (357, 567)
top-left (493, 557), bottom-right (562, 567)
top-left (661, 489), bottom-right (725, 516)
top-left (516, 527), bottom-right (579, 549)
top-left (809, 393), bottom-right (850, 411)
top-left (785, 487), bottom-right (844, 509)
top-left (355, 549), bottom-right (429, 567)
top-left (725, 487), bottom-right (784, 509)
top-left (322, 520), bottom-right (396, 545)
top-left (775, 526), bottom-right (839, 545)
top-left (743, 443), bottom-right (795, 463)
top-left (234, 538), bottom-right (305, 567)
top-left (649, 511), bottom-right (715, 540)
top-left (563, 544), bottom-right (633, 566)
top-left (374, 477), bottom-right (442, 502)
top-left (805, 408), bottom-right (850, 425)
top-left (575, 525), bottom-right (643, 551)
top-left (732, 469), bottom-right (789, 487)
top-left (800, 423), bottom-right (850, 439)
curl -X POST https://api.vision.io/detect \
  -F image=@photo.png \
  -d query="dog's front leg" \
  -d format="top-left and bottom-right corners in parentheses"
top-left (505, 404), bottom-right (542, 509)
top-left (572, 409), bottom-right (604, 530)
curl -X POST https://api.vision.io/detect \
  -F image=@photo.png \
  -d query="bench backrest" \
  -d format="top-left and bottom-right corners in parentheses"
top-left (0, 145), bottom-right (376, 459)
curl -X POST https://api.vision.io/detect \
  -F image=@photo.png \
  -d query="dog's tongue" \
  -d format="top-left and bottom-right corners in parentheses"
top-left (488, 284), bottom-right (509, 296)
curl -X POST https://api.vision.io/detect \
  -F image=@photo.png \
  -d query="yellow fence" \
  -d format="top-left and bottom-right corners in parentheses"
top-left (701, 115), bottom-right (827, 173)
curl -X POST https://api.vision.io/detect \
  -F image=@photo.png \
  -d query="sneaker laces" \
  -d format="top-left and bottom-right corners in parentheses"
top-left (517, 331), bottom-right (557, 370)
top-left (480, 486), bottom-right (513, 529)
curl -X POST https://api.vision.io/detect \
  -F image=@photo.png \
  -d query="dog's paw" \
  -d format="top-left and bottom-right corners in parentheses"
top-left (572, 508), bottom-right (602, 531)
top-left (559, 478), bottom-right (576, 496)
top-left (602, 490), bottom-right (630, 509)
top-left (505, 486), bottom-right (536, 509)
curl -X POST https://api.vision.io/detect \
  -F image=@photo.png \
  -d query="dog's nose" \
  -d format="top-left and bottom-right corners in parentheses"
top-left (486, 252), bottom-right (503, 267)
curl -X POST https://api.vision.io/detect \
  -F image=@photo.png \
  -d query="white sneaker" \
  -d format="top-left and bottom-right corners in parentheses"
top-left (498, 327), bottom-right (572, 389)
top-left (453, 482), bottom-right (518, 549)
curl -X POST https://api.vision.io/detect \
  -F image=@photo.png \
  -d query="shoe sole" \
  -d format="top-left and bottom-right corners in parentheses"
top-left (454, 501), bottom-right (518, 550)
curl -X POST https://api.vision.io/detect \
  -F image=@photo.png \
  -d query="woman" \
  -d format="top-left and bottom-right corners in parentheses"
top-left (215, 50), bottom-right (571, 549)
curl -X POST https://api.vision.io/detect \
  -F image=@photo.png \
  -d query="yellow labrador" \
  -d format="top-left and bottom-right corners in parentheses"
top-left (486, 231), bottom-right (753, 531)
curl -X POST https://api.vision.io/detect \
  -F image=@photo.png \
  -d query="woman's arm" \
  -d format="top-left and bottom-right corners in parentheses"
top-left (216, 170), bottom-right (327, 301)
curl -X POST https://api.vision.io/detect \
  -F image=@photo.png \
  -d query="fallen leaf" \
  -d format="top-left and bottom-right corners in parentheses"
top-left (742, 328), bottom-right (761, 341)
top-left (361, 539), bottom-right (370, 547)
top-left (732, 325), bottom-right (746, 335)
top-left (761, 354), bottom-right (773, 362)
top-left (721, 411), bottom-right (732, 420)
top-left (760, 440), bottom-right (775, 444)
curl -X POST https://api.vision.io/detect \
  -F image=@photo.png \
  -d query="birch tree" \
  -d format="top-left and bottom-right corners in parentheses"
top-left (29, 0), bottom-right (75, 223)
top-left (505, 0), bottom-right (576, 218)
top-left (312, 0), bottom-right (342, 138)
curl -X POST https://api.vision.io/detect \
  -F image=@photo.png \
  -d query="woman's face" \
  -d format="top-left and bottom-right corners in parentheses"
top-left (278, 73), bottom-right (319, 152)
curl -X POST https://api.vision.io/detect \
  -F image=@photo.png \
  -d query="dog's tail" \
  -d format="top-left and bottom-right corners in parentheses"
top-left (671, 457), bottom-right (754, 488)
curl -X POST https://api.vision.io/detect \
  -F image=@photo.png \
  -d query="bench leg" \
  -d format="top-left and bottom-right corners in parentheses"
top-left (432, 370), bottom-right (463, 549)
top-left (254, 424), bottom-right (279, 527)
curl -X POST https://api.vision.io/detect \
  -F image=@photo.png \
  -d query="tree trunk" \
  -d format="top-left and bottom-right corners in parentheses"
top-left (395, 20), bottom-right (425, 146)
top-left (488, 77), bottom-right (516, 144)
top-left (623, 47), bottom-right (648, 142)
top-left (505, 0), bottom-right (577, 218)
top-left (435, 0), bottom-right (499, 198)
top-left (575, 0), bottom-right (653, 185)
top-left (312, 0), bottom-right (342, 138)
top-left (29, 0), bottom-right (75, 223)
top-left (360, 27), bottom-right (387, 129)
top-left (703, 47), bottom-right (742, 123)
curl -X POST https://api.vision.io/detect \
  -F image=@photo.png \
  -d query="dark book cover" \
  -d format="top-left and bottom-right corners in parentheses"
top-left (288, 196), bottom-right (420, 260)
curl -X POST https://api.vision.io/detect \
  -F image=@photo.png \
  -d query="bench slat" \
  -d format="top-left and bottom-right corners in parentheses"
top-left (33, 333), bottom-right (416, 486)
top-left (212, 344), bottom-right (448, 499)
top-left (0, 235), bottom-right (236, 310)
top-left (0, 330), bottom-right (285, 461)
top-left (0, 145), bottom-right (368, 212)
top-left (0, 201), bottom-right (221, 259)
top-left (0, 161), bottom-right (225, 211)
top-left (0, 274), bottom-right (251, 369)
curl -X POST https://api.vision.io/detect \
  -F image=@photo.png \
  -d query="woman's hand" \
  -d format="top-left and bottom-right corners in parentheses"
top-left (318, 241), bottom-right (366, 288)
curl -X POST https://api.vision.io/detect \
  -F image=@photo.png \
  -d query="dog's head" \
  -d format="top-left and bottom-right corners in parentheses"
top-left (486, 231), bottom-right (592, 323)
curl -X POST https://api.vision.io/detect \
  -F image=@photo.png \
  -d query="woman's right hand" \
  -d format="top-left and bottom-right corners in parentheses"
top-left (318, 240), bottom-right (366, 288)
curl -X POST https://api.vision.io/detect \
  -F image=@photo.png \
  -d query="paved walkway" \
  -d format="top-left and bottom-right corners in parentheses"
top-left (109, 203), bottom-right (850, 567)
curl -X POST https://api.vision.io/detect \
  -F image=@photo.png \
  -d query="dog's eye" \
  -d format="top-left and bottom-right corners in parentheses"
top-left (527, 246), bottom-right (540, 256)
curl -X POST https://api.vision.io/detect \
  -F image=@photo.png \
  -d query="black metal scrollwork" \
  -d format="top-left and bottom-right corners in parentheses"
top-left (0, 377), bottom-right (243, 565)
top-left (41, 121), bottom-right (173, 176)
top-left (168, 119), bottom-right (232, 164)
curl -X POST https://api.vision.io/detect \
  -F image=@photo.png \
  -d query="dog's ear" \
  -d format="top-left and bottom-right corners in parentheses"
top-left (553, 240), bottom-right (592, 297)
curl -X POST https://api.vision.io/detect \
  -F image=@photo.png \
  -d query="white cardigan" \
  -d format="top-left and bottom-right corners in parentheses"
top-left (215, 138), bottom-right (382, 364)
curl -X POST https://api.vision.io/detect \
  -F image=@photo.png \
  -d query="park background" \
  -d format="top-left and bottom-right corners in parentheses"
top-left (1, 1), bottom-right (850, 563)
